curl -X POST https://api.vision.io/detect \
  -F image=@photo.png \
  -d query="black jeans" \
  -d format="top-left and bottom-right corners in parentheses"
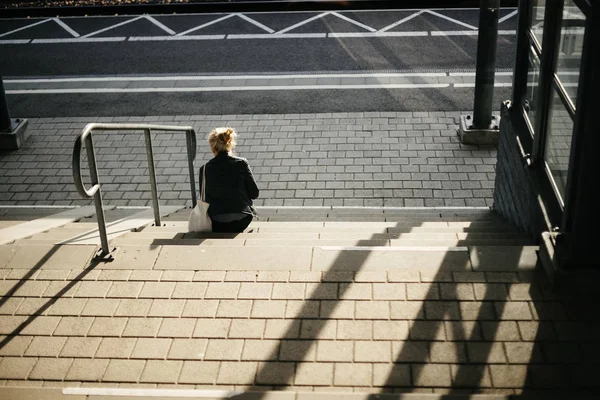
top-left (211, 215), bottom-right (253, 233)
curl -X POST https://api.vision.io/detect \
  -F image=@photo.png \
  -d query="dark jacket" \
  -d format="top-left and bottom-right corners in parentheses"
top-left (199, 152), bottom-right (259, 217)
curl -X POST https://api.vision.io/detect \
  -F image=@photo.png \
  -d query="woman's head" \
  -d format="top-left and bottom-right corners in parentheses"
top-left (208, 127), bottom-right (237, 155)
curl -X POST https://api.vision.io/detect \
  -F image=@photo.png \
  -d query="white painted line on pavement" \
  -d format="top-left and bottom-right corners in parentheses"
top-left (176, 14), bottom-right (235, 36)
top-left (63, 388), bottom-right (242, 398)
top-left (328, 32), bottom-right (428, 38)
top-left (424, 9), bottom-right (478, 30)
top-left (431, 30), bottom-right (517, 36)
top-left (6, 83), bottom-right (451, 94)
top-left (499, 10), bottom-right (519, 23)
top-left (53, 18), bottom-right (80, 37)
top-left (0, 39), bottom-right (31, 44)
top-left (379, 11), bottom-right (423, 33)
top-left (82, 15), bottom-right (143, 38)
top-left (449, 71), bottom-right (513, 76)
top-left (454, 83), bottom-right (513, 88)
top-left (0, 18), bottom-right (51, 38)
top-left (431, 30), bottom-right (478, 36)
top-left (330, 11), bottom-right (377, 32)
top-left (269, 33), bottom-right (327, 39)
top-left (276, 11), bottom-right (330, 34)
top-left (227, 33), bottom-right (325, 39)
top-left (320, 246), bottom-right (468, 251)
top-left (129, 35), bottom-right (225, 41)
top-left (236, 13), bottom-right (275, 33)
top-left (32, 37), bottom-right (126, 43)
top-left (6, 72), bottom-right (448, 83)
top-left (144, 15), bottom-right (176, 35)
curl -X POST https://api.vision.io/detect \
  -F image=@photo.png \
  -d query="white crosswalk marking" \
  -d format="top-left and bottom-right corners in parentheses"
top-left (144, 16), bottom-right (176, 35)
top-left (52, 18), bottom-right (80, 37)
top-left (1, 9), bottom-right (519, 44)
top-left (276, 12), bottom-right (331, 34)
top-left (236, 13), bottom-right (275, 34)
top-left (176, 14), bottom-right (235, 36)
top-left (0, 18), bottom-right (51, 38)
top-left (329, 12), bottom-right (377, 32)
top-left (82, 16), bottom-right (143, 38)
top-left (424, 10), bottom-right (478, 30)
top-left (378, 11), bottom-right (424, 33)
top-left (499, 10), bottom-right (519, 23)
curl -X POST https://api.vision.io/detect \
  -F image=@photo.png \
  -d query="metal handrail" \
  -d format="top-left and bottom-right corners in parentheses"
top-left (73, 123), bottom-right (197, 256)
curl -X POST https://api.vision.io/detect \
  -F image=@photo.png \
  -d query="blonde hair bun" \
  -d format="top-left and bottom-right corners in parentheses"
top-left (209, 127), bottom-right (237, 153)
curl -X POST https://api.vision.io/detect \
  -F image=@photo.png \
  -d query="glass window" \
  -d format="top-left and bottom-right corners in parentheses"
top-left (529, 0), bottom-right (546, 47)
top-left (543, 88), bottom-right (574, 204)
top-left (555, 0), bottom-right (585, 106)
top-left (524, 49), bottom-right (541, 131)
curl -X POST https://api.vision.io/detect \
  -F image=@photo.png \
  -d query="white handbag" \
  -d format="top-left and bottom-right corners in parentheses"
top-left (188, 165), bottom-right (212, 232)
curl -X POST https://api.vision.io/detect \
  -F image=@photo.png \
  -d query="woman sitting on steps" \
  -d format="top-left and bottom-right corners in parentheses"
top-left (198, 127), bottom-right (259, 233)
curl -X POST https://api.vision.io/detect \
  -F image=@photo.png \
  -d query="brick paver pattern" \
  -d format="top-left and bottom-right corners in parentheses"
top-left (0, 266), bottom-right (597, 393)
top-left (0, 112), bottom-right (496, 207)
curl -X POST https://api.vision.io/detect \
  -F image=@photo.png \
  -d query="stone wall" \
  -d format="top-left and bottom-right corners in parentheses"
top-left (492, 102), bottom-right (546, 240)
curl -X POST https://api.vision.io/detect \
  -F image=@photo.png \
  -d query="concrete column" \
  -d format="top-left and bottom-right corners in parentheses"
top-left (0, 77), bottom-right (12, 132)
top-left (0, 75), bottom-right (28, 150)
top-left (458, 0), bottom-right (501, 145)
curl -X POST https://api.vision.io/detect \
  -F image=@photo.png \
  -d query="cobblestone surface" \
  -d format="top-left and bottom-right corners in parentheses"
top-left (0, 112), bottom-right (497, 207)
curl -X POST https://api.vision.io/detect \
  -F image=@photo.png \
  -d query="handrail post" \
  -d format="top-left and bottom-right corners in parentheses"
top-left (84, 132), bottom-right (110, 256)
top-left (186, 129), bottom-right (197, 208)
top-left (144, 128), bottom-right (161, 226)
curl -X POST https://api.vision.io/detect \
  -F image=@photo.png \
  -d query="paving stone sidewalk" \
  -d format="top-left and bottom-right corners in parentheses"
top-left (0, 112), bottom-right (496, 207)
top-left (0, 264), bottom-right (598, 393)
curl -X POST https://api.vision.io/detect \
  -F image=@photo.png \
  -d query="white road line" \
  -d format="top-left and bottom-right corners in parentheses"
top-left (379, 11), bottom-right (423, 33)
top-left (144, 15), bottom-right (176, 35)
top-left (176, 14), bottom-right (235, 36)
top-left (276, 11), bottom-right (330, 34)
top-left (129, 35), bottom-right (225, 41)
top-left (431, 30), bottom-right (478, 36)
top-left (0, 39), bottom-right (31, 44)
top-left (431, 30), bottom-right (517, 36)
top-left (5, 72), bottom-right (448, 83)
top-left (227, 33), bottom-right (325, 39)
top-left (454, 83), bottom-right (513, 88)
top-left (499, 9), bottom-right (519, 23)
top-left (12, 29), bottom-right (519, 43)
top-left (63, 388), bottom-right (242, 398)
top-left (330, 11), bottom-right (377, 32)
top-left (82, 16), bottom-right (143, 38)
top-left (52, 18), bottom-right (80, 37)
top-left (449, 71), bottom-right (513, 76)
top-left (236, 13), bottom-right (275, 33)
top-left (269, 33), bottom-right (326, 39)
top-left (0, 18), bottom-right (51, 38)
top-left (6, 84), bottom-right (451, 94)
top-left (424, 10), bottom-right (478, 30)
top-left (32, 37), bottom-right (126, 43)
top-left (328, 32), bottom-right (428, 38)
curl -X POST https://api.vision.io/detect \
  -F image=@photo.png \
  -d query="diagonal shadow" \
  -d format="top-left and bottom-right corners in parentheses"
top-left (0, 245), bottom-right (61, 309)
top-left (367, 210), bottom-right (532, 393)
top-left (0, 247), bottom-right (103, 350)
top-left (250, 210), bottom-right (479, 390)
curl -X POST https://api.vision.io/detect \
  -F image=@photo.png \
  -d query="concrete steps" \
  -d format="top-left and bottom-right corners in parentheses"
top-left (0, 207), bottom-right (538, 274)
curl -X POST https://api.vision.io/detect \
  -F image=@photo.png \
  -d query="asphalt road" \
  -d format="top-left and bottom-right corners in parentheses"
top-left (0, 9), bottom-right (518, 116)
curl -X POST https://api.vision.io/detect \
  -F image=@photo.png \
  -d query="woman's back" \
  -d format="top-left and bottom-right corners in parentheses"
top-left (201, 152), bottom-right (258, 217)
